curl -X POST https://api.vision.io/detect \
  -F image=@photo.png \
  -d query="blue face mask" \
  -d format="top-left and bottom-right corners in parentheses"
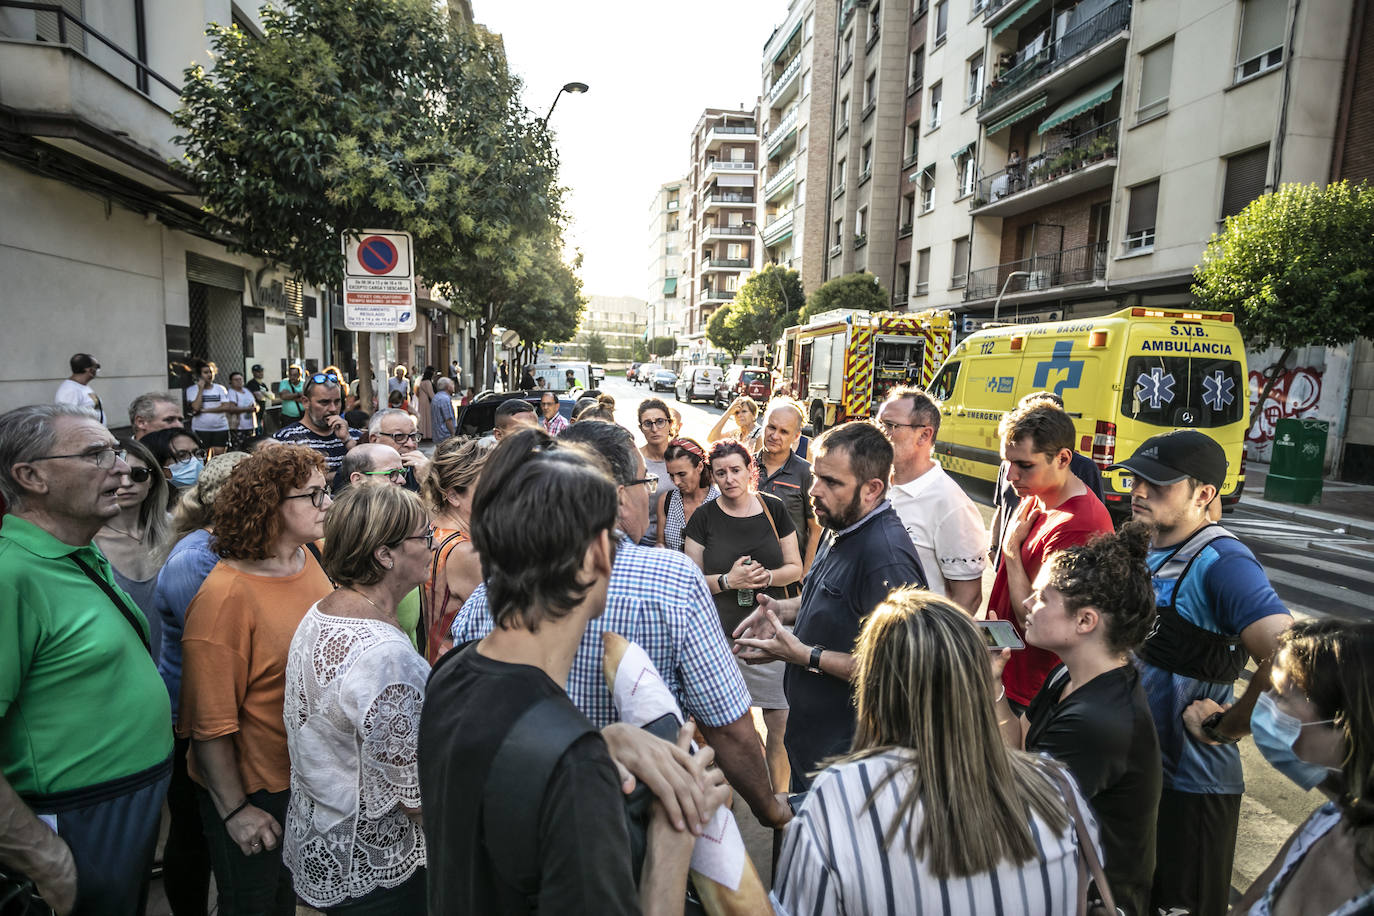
top-left (1250, 691), bottom-right (1338, 790)
top-left (169, 456), bottom-right (204, 488)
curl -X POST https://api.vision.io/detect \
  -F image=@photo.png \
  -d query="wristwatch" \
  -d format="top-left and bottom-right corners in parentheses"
top-left (1200, 710), bottom-right (1241, 745)
top-left (807, 645), bottom-right (825, 675)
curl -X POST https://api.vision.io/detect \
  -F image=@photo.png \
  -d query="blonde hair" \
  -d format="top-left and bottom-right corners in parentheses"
top-left (322, 485), bottom-right (427, 587)
top-left (839, 588), bottom-right (1070, 878)
top-left (421, 436), bottom-right (492, 515)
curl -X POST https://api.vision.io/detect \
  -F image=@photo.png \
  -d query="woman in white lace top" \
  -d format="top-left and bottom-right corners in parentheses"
top-left (283, 484), bottom-right (433, 912)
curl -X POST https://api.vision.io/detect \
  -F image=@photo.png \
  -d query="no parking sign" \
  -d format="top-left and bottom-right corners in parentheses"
top-left (341, 229), bottom-right (416, 332)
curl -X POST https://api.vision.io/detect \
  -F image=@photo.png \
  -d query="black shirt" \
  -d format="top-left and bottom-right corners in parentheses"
top-left (683, 493), bottom-right (797, 634)
top-left (758, 451), bottom-right (815, 557)
top-left (418, 646), bottom-right (639, 916)
top-left (784, 503), bottom-right (926, 790)
top-left (1025, 663), bottom-right (1162, 916)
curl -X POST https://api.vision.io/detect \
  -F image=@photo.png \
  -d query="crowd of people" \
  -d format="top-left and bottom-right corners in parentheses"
top-left (1, 358), bottom-right (1372, 916)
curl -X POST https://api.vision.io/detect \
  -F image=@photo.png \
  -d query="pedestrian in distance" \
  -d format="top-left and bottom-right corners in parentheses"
top-left (733, 421), bottom-right (927, 790)
top-left (142, 426), bottom-right (207, 508)
top-left (186, 360), bottom-right (233, 456)
top-left (430, 377), bottom-right (456, 441)
top-left (1233, 620), bottom-right (1374, 915)
top-left (54, 352), bottom-right (105, 424)
top-left (128, 391), bottom-right (184, 440)
top-left (636, 397), bottom-right (674, 546)
top-left (995, 522), bottom-right (1162, 916)
top-left (415, 367), bottom-right (436, 441)
top-left (178, 445), bottom-right (334, 916)
top-left (244, 365), bottom-right (274, 435)
top-left (0, 404), bottom-right (173, 916)
top-left (271, 372), bottom-right (364, 474)
top-left (421, 427), bottom-right (730, 914)
top-left (771, 589), bottom-right (1100, 916)
top-left (755, 398), bottom-right (821, 575)
top-left (654, 437), bottom-right (718, 552)
top-left (225, 371), bottom-right (258, 450)
top-left (539, 389), bottom-right (568, 436)
top-left (420, 437), bottom-right (490, 664)
top-left (275, 365), bottom-right (305, 423)
top-left (518, 365), bottom-right (536, 391)
top-left (684, 438), bottom-right (802, 794)
top-left (283, 484), bottom-right (432, 913)
top-left (387, 364), bottom-right (412, 406)
top-left (1109, 429), bottom-right (1292, 916)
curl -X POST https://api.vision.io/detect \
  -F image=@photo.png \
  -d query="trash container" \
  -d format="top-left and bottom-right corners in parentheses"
top-left (1263, 418), bottom-right (1328, 505)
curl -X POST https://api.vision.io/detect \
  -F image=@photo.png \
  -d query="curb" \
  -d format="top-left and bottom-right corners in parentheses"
top-left (1239, 497), bottom-right (1374, 541)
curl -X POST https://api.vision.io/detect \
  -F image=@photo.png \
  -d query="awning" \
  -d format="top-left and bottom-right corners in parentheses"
top-left (1038, 74), bottom-right (1123, 134)
top-left (950, 142), bottom-right (975, 161)
top-left (991, 0), bottom-right (1039, 38)
top-left (664, 277), bottom-right (677, 295)
top-left (985, 95), bottom-right (1049, 134)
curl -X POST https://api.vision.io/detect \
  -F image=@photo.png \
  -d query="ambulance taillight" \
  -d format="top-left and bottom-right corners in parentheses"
top-left (1091, 420), bottom-right (1117, 470)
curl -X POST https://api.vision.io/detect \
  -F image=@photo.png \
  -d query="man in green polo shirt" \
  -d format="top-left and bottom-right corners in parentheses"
top-left (276, 364), bottom-right (305, 421)
top-left (0, 404), bottom-right (173, 916)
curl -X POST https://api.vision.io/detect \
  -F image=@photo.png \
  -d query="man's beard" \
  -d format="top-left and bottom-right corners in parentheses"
top-left (816, 487), bottom-right (865, 531)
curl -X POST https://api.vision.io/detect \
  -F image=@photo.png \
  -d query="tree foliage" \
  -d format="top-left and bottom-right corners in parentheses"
top-left (649, 336), bottom-right (677, 358)
top-left (801, 272), bottom-right (888, 323)
top-left (584, 331), bottom-right (608, 364)
top-left (630, 339), bottom-right (650, 362)
top-left (706, 303), bottom-right (754, 362)
top-left (1192, 181), bottom-right (1374, 351)
top-left (731, 265), bottom-right (805, 348)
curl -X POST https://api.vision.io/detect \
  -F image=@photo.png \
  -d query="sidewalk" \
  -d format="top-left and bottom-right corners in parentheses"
top-left (1240, 462), bottom-right (1374, 540)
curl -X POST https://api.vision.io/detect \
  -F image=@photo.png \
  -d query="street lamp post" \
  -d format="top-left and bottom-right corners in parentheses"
top-left (542, 81), bottom-right (589, 127)
top-left (992, 270), bottom-right (1032, 322)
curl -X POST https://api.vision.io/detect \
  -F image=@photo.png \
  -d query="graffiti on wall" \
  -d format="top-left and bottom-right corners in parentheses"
top-left (1247, 366), bottom-right (1323, 447)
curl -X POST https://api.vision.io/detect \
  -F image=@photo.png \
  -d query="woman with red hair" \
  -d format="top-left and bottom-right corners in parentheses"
top-left (179, 444), bottom-right (334, 915)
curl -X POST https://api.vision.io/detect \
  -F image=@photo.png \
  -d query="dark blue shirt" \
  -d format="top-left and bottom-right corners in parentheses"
top-left (784, 501), bottom-right (926, 789)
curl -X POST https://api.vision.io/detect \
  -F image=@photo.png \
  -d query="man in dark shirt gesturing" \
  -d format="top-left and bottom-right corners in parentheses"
top-left (734, 422), bottom-right (926, 790)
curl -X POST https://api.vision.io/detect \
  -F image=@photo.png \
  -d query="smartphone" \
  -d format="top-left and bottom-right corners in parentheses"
top-left (976, 619), bottom-right (1025, 650)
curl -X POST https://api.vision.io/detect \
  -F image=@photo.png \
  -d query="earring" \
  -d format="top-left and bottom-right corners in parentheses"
top-left (385, 561), bottom-right (394, 570)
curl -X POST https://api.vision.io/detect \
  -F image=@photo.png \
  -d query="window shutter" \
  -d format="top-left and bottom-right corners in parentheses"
top-left (916, 250), bottom-right (931, 285)
top-left (186, 253), bottom-right (245, 291)
top-left (1138, 41), bottom-right (1173, 109)
top-left (1237, 0), bottom-right (1285, 63)
top-left (1221, 146), bottom-right (1269, 218)
top-left (1127, 181), bottom-right (1160, 234)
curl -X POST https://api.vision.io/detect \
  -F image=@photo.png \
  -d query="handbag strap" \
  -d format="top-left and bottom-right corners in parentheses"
top-left (755, 494), bottom-right (798, 599)
top-left (1049, 764), bottom-right (1117, 916)
top-left (70, 553), bottom-right (151, 655)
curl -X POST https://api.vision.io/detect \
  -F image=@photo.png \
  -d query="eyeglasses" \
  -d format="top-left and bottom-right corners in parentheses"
top-left (126, 466), bottom-right (154, 483)
top-left (284, 486), bottom-right (332, 509)
top-left (379, 431), bottom-right (419, 446)
top-left (640, 418), bottom-right (670, 431)
top-left (629, 473), bottom-right (659, 494)
top-left (171, 448), bottom-right (207, 463)
top-left (876, 419), bottom-right (932, 434)
top-left (309, 372), bottom-right (340, 385)
top-left (29, 447), bottom-right (126, 470)
top-left (403, 526), bottom-right (436, 550)
top-left (363, 468), bottom-right (407, 484)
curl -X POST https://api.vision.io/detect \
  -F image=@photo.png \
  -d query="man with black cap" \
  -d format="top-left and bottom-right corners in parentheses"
top-left (1111, 430), bottom-right (1291, 916)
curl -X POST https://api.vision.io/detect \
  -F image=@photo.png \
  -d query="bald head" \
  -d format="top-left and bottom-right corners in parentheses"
top-left (342, 442), bottom-right (404, 485)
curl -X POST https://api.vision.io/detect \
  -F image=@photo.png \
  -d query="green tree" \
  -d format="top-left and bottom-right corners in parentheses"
top-left (649, 336), bottom-right (677, 358)
top-left (706, 303), bottom-right (753, 362)
top-left (800, 271), bottom-right (888, 323)
top-left (584, 331), bottom-right (608, 364)
top-left (630, 339), bottom-right (649, 362)
top-left (1192, 181), bottom-right (1374, 429)
top-left (731, 264), bottom-right (804, 349)
top-left (494, 241), bottom-right (585, 361)
top-left (173, 0), bottom-right (562, 401)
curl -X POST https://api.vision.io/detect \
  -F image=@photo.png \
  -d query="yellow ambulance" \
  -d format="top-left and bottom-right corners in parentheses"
top-left (926, 306), bottom-right (1249, 515)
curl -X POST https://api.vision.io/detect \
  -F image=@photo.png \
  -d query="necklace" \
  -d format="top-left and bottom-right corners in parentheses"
top-left (346, 587), bottom-right (392, 620)
top-left (103, 523), bottom-right (142, 541)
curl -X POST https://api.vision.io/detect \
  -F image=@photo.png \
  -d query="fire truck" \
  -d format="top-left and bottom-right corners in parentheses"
top-left (776, 309), bottom-right (954, 432)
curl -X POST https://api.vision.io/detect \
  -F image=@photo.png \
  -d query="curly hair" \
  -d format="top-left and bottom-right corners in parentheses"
top-left (211, 444), bottom-right (326, 560)
top-left (1045, 521), bottom-right (1156, 654)
top-left (707, 438), bottom-right (758, 491)
top-left (421, 436), bottom-right (492, 515)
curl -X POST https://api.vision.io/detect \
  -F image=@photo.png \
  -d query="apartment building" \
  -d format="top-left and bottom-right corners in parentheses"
top-left (646, 178), bottom-right (687, 344)
top-left (563, 295), bottom-right (647, 364)
top-left (758, 0), bottom-right (836, 296)
top-left (681, 108), bottom-right (760, 344)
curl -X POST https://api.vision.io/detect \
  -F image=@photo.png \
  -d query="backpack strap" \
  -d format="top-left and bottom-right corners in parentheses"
top-left (1155, 524), bottom-right (1237, 584)
top-left (70, 554), bottom-right (150, 654)
top-left (482, 696), bottom-right (597, 903)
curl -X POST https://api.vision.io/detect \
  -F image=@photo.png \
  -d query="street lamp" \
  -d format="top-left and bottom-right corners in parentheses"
top-left (543, 81), bottom-right (589, 127)
top-left (992, 270), bottom-right (1032, 322)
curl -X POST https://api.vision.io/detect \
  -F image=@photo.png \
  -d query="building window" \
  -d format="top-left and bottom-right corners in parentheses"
top-left (919, 164), bottom-right (936, 212)
top-left (905, 124), bottom-right (920, 164)
top-left (966, 52), bottom-right (984, 106)
top-left (869, 3), bottom-right (881, 41)
top-left (929, 82), bottom-right (943, 129)
top-left (856, 206), bottom-right (868, 240)
top-left (1125, 180), bottom-right (1160, 252)
top-left (909, 48), bottom-right (925, 90)
top-left (1236, 0), bottom-right (1285, 82)
top-left (837, 157), bottom-right (847, 187)
top-left (796, 179), bottom-right (805, 204)
top-left (860, 141), bottom-right (872, 177)
top-left (805, 12), bottom-right (814, 41)
top-left (844, 30), bottom-right (854, 66)
top-left (833, 217), bottom-right (844, 247)
top-left (1137, 40), bottom-right (1174, 122)
top-left (955, 146), bottom-right (976, 197)
top-left (1221, 145), bottom-right (1269, 219)
top-left (802, 69), bottom-right (811, 97)
top-left (840, 94), bottom-right (850, 127)
top-left (865, 73), bottom-right (877, 107)
top-left (901, 192), bottom-right (916, 228)
top-left (934, 0), bottom-right (948, 45)
top-left (798, 125), bottom-right (808, 151)
top-left (951, 236), bottom-right (970, 288)
top-left (896, 262), bottom-right (911, 299)
top-left (916, 248), bottom-right (931, 295)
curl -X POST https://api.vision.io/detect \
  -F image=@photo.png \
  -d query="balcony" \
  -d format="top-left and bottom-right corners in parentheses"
top-left (963, 240), bottom-right (1108, 301)
top-left (978, 0), bottom-right (1131, 121)
top-left (983, 0), bottom-right (1028, 26)
top-left (702, 192), bottom-right (756, 213)
top-left (700, 288), bottom-right (738, 303)
top-left (853, 233), bottom-right (868, 250)
top-left (764, 107), bottom-right (800, 157)
top-left (702, 224), bottom-right (754, 239)
top-left (762, 210), bottom-right (794, 245)
top-left (861, 99), bottom-right (876, 121)
top-left (705, 160), bottom-right (756, 175)
top-left (768, 55), bottom-right (802, 106)
top-left (971, 120), bottom-right (1119, 217)
top-left (763, 157), bottom-right (797, 200)
top-left (829, 244), bottom-right (844, 258)
top-left (705, 124), bottom-right (758, 150)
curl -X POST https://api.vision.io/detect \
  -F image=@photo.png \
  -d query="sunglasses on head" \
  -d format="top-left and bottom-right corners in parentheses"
top-left (309, 372), bottom-right (340, 385)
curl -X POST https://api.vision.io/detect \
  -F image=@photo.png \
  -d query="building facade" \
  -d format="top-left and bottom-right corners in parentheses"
top-left (563, 294), bottom-right (647, 364)
top-left (646, 178), bottom-right (687, 346)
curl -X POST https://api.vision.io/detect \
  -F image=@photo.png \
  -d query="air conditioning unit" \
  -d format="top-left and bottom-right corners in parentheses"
top-left (1026, 270), bottom-right (1052, 290)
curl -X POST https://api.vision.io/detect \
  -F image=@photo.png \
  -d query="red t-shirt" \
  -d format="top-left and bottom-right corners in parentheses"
top-left (989, 492), bottom-right (1114, 705)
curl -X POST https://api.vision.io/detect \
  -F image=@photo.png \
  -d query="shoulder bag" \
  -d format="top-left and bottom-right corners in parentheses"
top-left (1048, 764), bottom-right (1121, 916)
top-left (756, 494), bottom-right (800, 599)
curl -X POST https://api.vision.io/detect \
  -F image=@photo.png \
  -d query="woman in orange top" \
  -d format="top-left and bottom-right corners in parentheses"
top-left (420, 437), bottom-right (490, 663)
top-left (178, 444), bottom-right (334, 915)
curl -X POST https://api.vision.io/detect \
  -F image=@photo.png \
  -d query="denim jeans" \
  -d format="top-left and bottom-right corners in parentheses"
top-left (196, 787), bottom-right (294, 916)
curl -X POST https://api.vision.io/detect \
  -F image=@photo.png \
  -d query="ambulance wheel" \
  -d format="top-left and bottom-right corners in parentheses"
top-left (810, 404), bottom-right (826, 435)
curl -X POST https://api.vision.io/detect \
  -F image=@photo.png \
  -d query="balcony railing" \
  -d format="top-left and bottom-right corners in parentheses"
top-left (982, 0), bottom-right (1019, 19)
top-left (829, 244), bottom-right (844, 258)
top-left (1, 0), bottom-right (180, 96)
top-left (703, 257), bottom-right (751, 269)
top-left (765, 107), bottom-right (800, 154)
top-left (710, 125), bottom-right (756, 136)
top-left (762, 210), bottom-right (794, 243)
top-left (703, 225), bottom-right (754, 236)
top-left (708, 160), bottom-right (756, 170)
top-left (768, 55), bottom-right (802, 104)
top-left (701, 288), bottom-right (738, 301)
top-left (764, 157), bottom-right (797, 198)
top-left (972, 120), bottom-right (1119, 209)
top-left (963, 240), bottom-right (1108, 301)
top-left (979, 0), bottom-right (1131, 114)
top-left (703, 192), bottom-right (756, 206)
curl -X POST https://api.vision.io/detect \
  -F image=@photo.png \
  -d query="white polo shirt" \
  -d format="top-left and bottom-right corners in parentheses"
top-left (888, 461), bottom-right (987, 596)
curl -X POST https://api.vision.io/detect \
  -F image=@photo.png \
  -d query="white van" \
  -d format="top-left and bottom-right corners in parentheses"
top-left (675, 366), bottom-right (722, 403)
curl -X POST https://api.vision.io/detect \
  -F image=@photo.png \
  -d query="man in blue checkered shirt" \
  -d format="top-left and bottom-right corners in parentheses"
top-left (452, 420), bottom-right (794, 830)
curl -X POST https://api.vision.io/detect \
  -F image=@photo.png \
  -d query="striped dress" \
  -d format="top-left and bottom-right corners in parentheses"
top-left (771, 750), bottom-right (1098, 916)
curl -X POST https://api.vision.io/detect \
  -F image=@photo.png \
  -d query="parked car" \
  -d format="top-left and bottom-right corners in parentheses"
top-left (675, 366), bottom-right (723, 403)
top-left (650, 368), bottom-right (677, 393)
top-left (452, 392), bottom-right (574, 439)
top-left (715, 365), bottom-right (772, 408)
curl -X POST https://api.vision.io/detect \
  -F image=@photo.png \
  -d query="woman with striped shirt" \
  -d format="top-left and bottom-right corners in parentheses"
top-left (772, 588), bottom-right (1099, 916)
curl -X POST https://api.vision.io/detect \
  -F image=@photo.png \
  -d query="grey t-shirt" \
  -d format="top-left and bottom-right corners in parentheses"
top-left (640, 455), bottom-right (670, 547)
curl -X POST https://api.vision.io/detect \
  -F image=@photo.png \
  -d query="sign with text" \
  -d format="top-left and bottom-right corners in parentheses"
top-left (341, 230), bottom-right (416, 332)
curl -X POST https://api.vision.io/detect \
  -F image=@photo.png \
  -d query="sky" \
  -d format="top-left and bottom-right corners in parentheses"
top-left (475, 0), bottom-right (790, 300)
